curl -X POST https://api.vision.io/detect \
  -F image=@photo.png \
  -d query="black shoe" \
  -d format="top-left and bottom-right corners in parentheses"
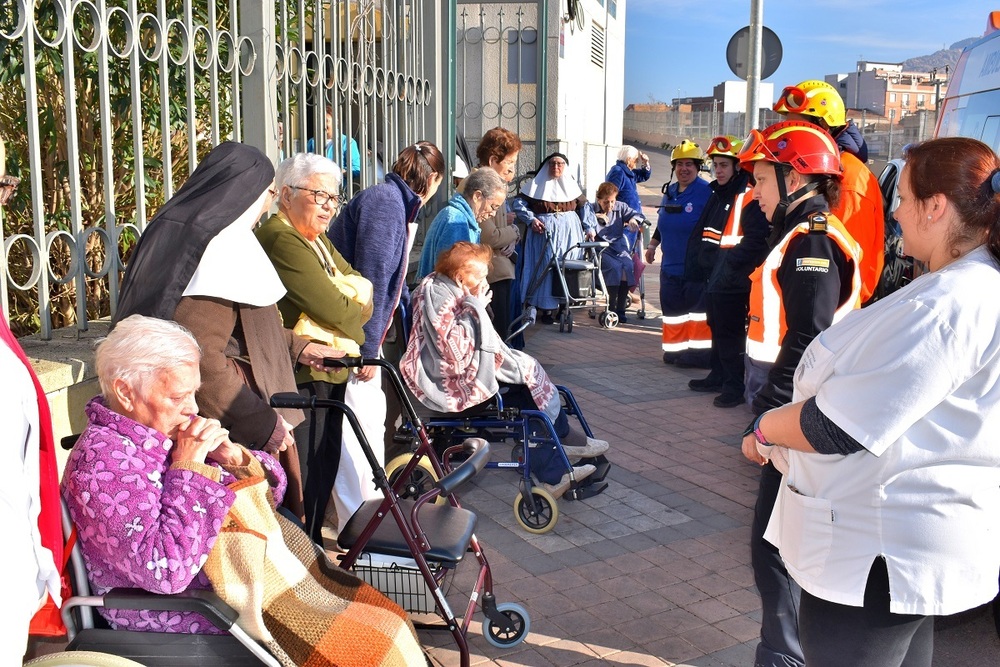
top-left (689, 376), bottom-right (723, 392)
top-left (713, 392), bottom-right (744, 408)
top-left (539, 312), bottom-right (555, 325)
top-left (663, 352), bottom-right (676, 365)
top-left (614, 310), bottom-right (628, 324)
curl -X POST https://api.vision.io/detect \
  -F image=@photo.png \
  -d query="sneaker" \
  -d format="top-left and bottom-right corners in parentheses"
top-left (713, 392), bottom-right (744, 408)
top-left (689, 376), bottom-right (723, 392)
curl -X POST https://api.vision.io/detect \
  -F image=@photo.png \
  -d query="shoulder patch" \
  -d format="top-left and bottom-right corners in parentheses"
top-left (796, 257), bottom-right (831, 273)
top-left (807, 212), bottom-right (828, 232)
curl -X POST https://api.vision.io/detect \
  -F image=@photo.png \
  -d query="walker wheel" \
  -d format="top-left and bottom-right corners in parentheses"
top-left (482, 602), bottom-right (531, 648)
top-left (510, 443), bottom-right (525, 465)
top-left (384, 454), bottom-right (445, 505)
top-left (625, 293), bottom-right (634, 309)
top-left (637, 309), bottom-right (646, 319)
top-left (600, 311), bottom-right (619, 329)
top-left (588, 307), bottom-right (597, 319)
top-left (514, 487), bottom-right (559, 533)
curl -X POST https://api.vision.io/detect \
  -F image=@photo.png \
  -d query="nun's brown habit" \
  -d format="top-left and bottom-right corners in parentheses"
top-left (115, 141), bottom-right (307, 516)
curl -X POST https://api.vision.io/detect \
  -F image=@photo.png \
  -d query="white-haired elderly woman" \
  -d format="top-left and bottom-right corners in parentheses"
top-left (606, 145), bottom-right (652, 247)
top-left (605, 145), bottom-right (651, 215)
top-left (61, 315), bottom-right (425, 666)
top-left (416, 166), bottom-right (507, 279)
top-left (255, 152), bottom-right (373, 543)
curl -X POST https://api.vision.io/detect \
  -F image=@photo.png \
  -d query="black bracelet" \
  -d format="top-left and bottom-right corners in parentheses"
top-left (743, 412), bottom-right (768, 440)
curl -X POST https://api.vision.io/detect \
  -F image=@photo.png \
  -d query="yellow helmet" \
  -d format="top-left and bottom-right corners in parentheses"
top-left (773, 79), bottom-right (846, 129)
top-left (671, 139), bottom-right (704, 164)
top-left (705, 135), bottom-right (743, 159)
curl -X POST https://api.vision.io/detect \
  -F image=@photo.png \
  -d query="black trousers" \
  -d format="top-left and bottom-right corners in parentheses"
top-left (294, 380), bottom-right (347, 543)
top-left (800, 559), bottom-right (933, 667)
top-left (489, 278), bottom-right (514, 341)
top-left (705, 290), bottom-right (749, 395)
top-left (752, 461), bottom-right (805, 667)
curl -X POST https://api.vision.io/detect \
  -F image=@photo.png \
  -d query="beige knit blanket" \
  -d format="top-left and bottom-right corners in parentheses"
top-left (204, 476), bottom-right (425, 666)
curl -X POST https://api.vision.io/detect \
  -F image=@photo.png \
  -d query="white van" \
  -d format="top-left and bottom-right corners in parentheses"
top-left (874, 11), bottom-right (1000, 297)
top-left (936, 11), bottom-right (1000, 148)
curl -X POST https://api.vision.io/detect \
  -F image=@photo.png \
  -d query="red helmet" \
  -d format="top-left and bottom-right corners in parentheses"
top-left (738, 121), bottom-right (842, 177)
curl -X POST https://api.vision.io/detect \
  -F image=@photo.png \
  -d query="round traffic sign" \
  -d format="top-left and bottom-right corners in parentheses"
top-left (726, 26), bottom-right (782, 80)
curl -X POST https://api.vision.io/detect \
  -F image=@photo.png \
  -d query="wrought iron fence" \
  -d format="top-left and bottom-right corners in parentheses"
top-left (1, 0), bottom-right (432, 338)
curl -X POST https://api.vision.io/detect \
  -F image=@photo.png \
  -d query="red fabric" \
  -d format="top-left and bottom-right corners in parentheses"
top-left (0, 318), bottom-right (66, 636)
top-left (630, 250), bottom-right (646, 293)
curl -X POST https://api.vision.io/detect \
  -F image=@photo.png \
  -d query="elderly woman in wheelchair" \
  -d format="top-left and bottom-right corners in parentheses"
top-left (61, 315), bottom-right (425, 667)
top-left (400, 242), bottom-right (610, 502)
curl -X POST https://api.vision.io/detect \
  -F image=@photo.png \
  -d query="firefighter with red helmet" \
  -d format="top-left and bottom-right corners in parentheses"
top-left (739, 120), bottom-right (863, 667)
top-left (773, 79), bottom-right (884, 304)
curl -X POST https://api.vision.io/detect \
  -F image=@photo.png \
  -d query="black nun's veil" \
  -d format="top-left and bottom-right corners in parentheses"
top-left (114, 142), bottom-right (275, 323)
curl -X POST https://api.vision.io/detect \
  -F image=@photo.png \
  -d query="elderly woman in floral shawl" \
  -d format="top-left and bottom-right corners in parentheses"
top-left (62, 315), bottom-right (425, 667)
top-left (400, 243), bottom-right (608, 489)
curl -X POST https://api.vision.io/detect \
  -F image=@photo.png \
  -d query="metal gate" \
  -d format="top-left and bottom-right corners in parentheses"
top-left (1, 0), bottom-right (433, 338)
top-left (454, 0), bottom-right (547, 175)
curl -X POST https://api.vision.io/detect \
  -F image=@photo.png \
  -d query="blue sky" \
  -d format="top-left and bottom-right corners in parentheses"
top-left (623, 0), bottom-right (990, 105)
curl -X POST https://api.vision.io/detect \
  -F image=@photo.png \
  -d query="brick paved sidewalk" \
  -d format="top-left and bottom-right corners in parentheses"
top-left (418, 255), bottom-right (1000, 667)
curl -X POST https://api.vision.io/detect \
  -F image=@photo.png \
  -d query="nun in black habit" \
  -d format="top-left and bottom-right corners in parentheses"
top-left (114, 141), bottom-right (344, 519)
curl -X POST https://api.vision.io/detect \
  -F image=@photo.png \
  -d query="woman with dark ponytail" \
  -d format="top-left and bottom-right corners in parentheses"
top-left (742, 136), bottom-right (1000, 666)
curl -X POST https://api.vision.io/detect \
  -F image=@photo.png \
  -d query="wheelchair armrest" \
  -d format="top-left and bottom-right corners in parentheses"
top-left (103, 587), bottom-right (240, 631)
top-left (435, 438), bottom-right (490, 497)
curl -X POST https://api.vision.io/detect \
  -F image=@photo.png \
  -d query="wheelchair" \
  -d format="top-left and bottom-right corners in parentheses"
top-left (386, 382), bottom-right (612, 534)
top-left (49, 366), bottom-right (529, 667)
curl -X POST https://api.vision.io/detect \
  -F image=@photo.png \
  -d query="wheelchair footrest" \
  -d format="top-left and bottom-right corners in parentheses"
top-left (564, 481), bottom-right (609, 501)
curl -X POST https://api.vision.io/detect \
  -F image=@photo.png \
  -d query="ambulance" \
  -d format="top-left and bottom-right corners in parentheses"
top-left (875, 10), bottom-right (1000, 297)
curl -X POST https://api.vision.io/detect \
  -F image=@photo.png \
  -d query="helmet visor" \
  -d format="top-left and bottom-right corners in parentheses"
top-left (773, 85), bottom-right (810, 115)
top-left (709, 136), bottom-right (734, 153)
top-left (737, 129), bottom-right (779, 166)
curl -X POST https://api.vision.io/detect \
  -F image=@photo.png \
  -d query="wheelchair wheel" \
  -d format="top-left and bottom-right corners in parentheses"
top-left (26, 652), bottom-right (146, 666)
top-left (514, 487), bottom-right (559, 533)
top-left (482, 602), bottom-right (531, 648)
top-left (624, 293), bottom-right (633, 309)
top-left (384, 454), bottom-right (445, 505)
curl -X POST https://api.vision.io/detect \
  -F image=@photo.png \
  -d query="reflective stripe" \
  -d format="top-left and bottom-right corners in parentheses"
top-left (746, 215), bottom-right (862, 364)
top-left (702, 226), bottom-right (723, 246)
top-left (662, 312), bottom-right (712, 352)
top-left (720, 188), bottom-right (751, 248)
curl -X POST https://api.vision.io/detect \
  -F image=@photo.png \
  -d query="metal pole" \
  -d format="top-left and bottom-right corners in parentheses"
top-left (238, 0), bottom-right (278, 163)
top-left (744, 0), bottom-right (764, 135)
top-left (887, 108), bottom-right (895, 159)
top-left (535, 0), bottom-right (548, 162)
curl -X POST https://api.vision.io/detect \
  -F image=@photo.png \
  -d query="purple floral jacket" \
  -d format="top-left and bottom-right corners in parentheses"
top-left (61, 397), bottom-right (286, 633)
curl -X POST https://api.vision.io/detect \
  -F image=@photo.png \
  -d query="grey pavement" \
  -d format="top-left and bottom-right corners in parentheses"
top-left (418, 244), bottom-right (1000, 666)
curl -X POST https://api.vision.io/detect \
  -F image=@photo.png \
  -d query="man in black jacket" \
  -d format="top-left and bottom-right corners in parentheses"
top-left (688, 136), bottom-right (770, 406)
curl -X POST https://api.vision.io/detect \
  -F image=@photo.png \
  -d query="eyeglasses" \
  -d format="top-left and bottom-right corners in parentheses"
top-left (0, 175), bottom-right (21, 206)
top-left (289, 185), bottom-right (344, 208)
top-left (773, 85), bottom-right (810, 115)
top-left (549, 160), bottom-right (566, 167)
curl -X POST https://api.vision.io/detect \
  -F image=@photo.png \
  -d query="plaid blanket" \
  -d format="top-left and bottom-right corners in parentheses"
top-left (204, 476), bottom-right (425, 667)
top-left (400, 272), bottom-right (559, 421)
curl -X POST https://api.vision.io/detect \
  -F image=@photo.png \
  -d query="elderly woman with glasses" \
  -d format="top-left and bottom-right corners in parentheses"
top-left (417, 166), bottom-right (507, 279)
top-left (114, 142), bottom-right (345, 521)
top-left (255, 152), bottom-right (373, 543)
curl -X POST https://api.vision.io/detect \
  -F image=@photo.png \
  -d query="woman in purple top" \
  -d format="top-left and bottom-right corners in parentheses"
top-left (61, 315), bottom-right (287, 633)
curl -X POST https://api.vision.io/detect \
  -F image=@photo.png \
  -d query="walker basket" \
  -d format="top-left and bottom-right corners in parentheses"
top-left (353, 552), bottom-right (441, 613)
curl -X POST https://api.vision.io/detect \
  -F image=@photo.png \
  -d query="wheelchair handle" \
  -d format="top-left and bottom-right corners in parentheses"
top-left (435, 438), bottom-right (491, 497)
